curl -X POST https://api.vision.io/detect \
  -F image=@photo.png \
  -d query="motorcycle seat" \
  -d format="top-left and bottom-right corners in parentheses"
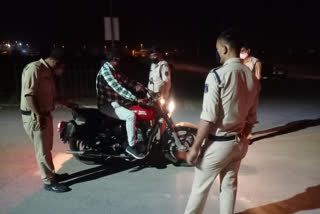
top-left (72, 108), bottom-right (125, 127)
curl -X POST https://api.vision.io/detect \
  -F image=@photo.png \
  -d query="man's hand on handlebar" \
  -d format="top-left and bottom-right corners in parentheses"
top-left (136, 83), bottom-right (148, 93)
top-left (135, 98), bottom-right (146, 105)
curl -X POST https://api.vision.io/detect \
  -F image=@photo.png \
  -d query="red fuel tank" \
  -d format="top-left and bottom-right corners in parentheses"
top-left (129, 105), bottom-right (156, 122)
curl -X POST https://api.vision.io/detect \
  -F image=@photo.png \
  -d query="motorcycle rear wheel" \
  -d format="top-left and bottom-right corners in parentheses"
top-left (68, 138), bottom-right (105, 165)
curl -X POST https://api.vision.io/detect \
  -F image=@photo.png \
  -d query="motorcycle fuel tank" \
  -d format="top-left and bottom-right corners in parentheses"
top-left (129, 105), bottom-right (156, 122)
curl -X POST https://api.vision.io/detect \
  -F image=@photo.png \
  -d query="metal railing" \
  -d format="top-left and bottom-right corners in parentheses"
top-left (0, 63), bottom-right (102, 104)
top-left (57, 63), bottom-right (101, 98)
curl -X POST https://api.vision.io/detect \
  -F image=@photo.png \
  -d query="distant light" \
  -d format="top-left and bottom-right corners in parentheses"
top-left (132, 50), bottom-right (135, 56)
top-left (125, 45), bottom-right (128, 49)
top-left (104, 45), bottom-right (107, 49)
top-left (19, 42), bottom-right (22, 46)
top-left (7, 44), bottom-right (11, 48)
top-left (62, 45), bottom-right (65, 48)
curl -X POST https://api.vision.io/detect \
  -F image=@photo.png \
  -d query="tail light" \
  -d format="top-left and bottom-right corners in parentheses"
top-left (57, 122), bottom-right (62, 130)
top-left (57, 121), bottom-right (66, 132)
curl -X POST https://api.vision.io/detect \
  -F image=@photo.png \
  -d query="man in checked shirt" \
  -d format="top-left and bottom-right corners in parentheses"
top-left (96, 49), bottom-right (146, 159)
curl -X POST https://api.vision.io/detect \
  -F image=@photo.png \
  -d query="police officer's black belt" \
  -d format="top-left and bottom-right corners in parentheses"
top-left (21, 110), bottom-right (32, 116)
top-left (208, 135), bottom-right (236, 141)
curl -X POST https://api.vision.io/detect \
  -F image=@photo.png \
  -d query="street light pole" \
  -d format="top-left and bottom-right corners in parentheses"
top-left (109, 0), bottom-right (114, 48)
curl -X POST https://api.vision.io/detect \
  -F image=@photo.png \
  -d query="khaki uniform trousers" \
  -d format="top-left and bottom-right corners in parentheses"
top-left (22, 113), bottom-right (55, 184)
top-left (185, 137), bottom-right (249, 214)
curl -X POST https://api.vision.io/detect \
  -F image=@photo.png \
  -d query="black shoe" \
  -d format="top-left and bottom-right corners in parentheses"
top-left (44, 182), bottom-right (71, 193)
top-left (126, 146), bottom-right (145, 159)
top-left (54, 173), bottom-right (69, 182)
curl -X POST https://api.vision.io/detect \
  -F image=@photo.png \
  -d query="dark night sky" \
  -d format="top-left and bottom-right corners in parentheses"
top-left (1, 0), bottom-right (319, 51)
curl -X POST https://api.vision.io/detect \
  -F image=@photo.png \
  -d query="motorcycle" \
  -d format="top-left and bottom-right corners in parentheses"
top-left (57, 92), bottom-right (197, 165)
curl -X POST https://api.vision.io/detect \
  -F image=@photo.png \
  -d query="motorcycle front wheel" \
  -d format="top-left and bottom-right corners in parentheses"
top-left (68, 138), bottom-right (105, 165)
top-left (164, 126), bottom-right (197, 166)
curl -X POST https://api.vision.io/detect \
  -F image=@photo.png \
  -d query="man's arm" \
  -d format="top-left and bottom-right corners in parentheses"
top-left (25, 95), bottom-right (42, 115)
top-left (186, 120), bottom-right (212, 166)
top-left (244, 81), bottom-right (260, 137)
top-left (254, 61), bottom-right (262, 80)
top-left (100, 64), bottom-right (136, 102)
top-left (158, 64), bottom-right (171, 96)
top-left (186, 72), bottom-right (220, 165)
top-left (25, 95), bottom-right (48, 130)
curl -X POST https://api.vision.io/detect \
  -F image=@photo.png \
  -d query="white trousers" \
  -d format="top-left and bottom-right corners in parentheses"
top-left (185, 137), bottom-right (249, 214)
top-left (99, 102), bottom-right (136, 146)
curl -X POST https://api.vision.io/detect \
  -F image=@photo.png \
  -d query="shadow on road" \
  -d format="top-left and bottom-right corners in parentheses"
top-left (60, 159), bottom-right (137, 186)
top-left (59, 151), bottom-right (169, 186)
top-left (236, 185), bottom-right (320, 214)
top-left (251, 118), bottom-right (320, 144)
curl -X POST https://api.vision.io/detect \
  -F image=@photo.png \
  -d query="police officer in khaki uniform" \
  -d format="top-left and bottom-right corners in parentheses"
top-left (21, 48), bottom-right (72, 193)
top-left (185, 30), bottom-right (260, 214)
top-left (148, 47), bottom-right (171, 100)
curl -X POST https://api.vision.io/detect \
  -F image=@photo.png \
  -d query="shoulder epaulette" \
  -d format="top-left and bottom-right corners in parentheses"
top-left (210, 66), bottom-right (222, 85)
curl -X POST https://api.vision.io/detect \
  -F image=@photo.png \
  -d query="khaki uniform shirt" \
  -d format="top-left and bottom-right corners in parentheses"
top-left (20, 59), bottom-right (56, 113)
top-left (200, 58), bottom-right (260, 136)
top-left (148, 60), bottom-right (171, 98)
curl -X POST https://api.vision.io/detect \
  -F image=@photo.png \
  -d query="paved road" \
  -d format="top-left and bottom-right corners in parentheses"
top-left (1, 78), bottom-right (320, 214)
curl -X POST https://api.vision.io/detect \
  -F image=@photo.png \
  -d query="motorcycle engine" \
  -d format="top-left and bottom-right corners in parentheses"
top-left (136, 128), bottom-right (144, 143)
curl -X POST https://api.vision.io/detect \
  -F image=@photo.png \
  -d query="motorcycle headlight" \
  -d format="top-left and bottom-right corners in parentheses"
top-left (160, 97), bottom-right (166, 105)
top-left (168, 100), bottom-right (175, 113)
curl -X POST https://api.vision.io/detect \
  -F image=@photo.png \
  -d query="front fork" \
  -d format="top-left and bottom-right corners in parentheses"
top-left (161, 113), bottom-right (187, 152)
